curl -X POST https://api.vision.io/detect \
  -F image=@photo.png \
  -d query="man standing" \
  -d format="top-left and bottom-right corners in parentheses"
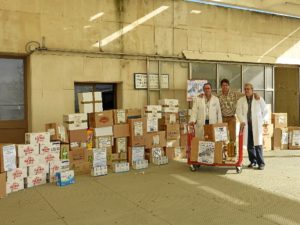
top-left (236, 83), bottom-right (268, 170)
top-left (189, 83), bottom-right (222, 139)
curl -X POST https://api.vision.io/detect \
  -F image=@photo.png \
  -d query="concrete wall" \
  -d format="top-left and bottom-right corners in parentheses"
top-left (1, 0), bottom-right (300, 131)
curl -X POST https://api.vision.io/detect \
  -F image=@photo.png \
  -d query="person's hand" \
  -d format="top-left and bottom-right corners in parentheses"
top-left (240, 122), bottom-right (245, 131)
top-left (198, 93), bottom-right (204, 98)
top-left (254, 93), bottom-right (260, 100)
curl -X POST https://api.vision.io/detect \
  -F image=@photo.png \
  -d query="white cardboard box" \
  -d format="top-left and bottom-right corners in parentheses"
top-left (132, 159), bottom-right (148, 170)
top-left (28, 164), bottom-right (48, 176)
top-left (78, 92), bottom-right (103, 113)
top-left (112, 162), bottom-right (130, 173)
top-left (26, 174), bottom-right (47, 188)
top-left (2, 144), bottom-right (17, 172)
top-left (144, 105), bottom-right (162, 119)
top-left (6, 178), bottom-right (24, 194)
top-left (131, 147), bottom-right (145, 163)
top-left (40, 142), bottom-right (60, 155)
top-left (63, 113), bottom-right (88, 130)
top-left (91, 166), bottom-right (108, 176)
top-left (40, 152), bottom-right (60, 164)
top-left (6, 168), bottom-right (27, 182)
top-left (18, 155), bottom-right (40, 168)
top-left (17, 144), bottom-right (39, 157)
top-left (25, 132), bottom-right (50, 145)
top-left (94, 136), bottom-right (113, 148)
top-left (153, 156), bottom-right (168, 165)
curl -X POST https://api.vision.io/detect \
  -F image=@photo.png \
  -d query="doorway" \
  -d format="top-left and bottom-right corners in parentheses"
top-left (0, 57), bottom-right (27, 143)
top-left (274, 67), bottom-right (300, 126)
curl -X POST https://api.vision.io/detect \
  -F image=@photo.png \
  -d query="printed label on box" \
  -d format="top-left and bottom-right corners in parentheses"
top-left (117, 110), bottom-right (126, 123)
top-left (214, 127), bottom-right (228, 142)
top-left (3, 145), bottom-right (16, 171)
top-left (134, 122), bottom-right (143, 136)
top-left (117, 138), bottom-right (127, 153)
top-left (93, 148), bottom-right (107, 167)
top-left (132, 147), bottom-right (145, 163)
top-left (198, 141), bottom-right (215, 164)
top-left (147, 118), bottom-right (158, 132)
top-left (282, 132), bottom-right (288, 145)
top-left (278, 116), bottom-right (285, 124)
top-left (292, 130), bottom-right (300, 146)
top-left (152, 147), bottom-right (163, 158)
top-left (17, 144), bottom-right (39, 157)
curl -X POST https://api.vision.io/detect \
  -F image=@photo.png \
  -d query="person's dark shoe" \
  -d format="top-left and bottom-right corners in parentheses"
top-left (247, 163), bottom-right (256, 168)
top-left (258, 165), bottom-right (265, 170)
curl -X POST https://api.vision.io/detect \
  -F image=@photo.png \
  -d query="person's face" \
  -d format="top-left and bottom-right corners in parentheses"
top-left (244, 85), bottom-right (253, 97)
top-left (221, 82), bottom-right (229, 93)
top-left (204, 85), bottom-right (212, 97)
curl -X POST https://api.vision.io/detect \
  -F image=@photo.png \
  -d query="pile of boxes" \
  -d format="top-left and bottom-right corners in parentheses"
top-left (272, 113), bottom-right (288, 150)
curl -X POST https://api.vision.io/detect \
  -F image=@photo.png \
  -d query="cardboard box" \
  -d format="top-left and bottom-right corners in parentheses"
top-left (165, 147), bottom-right (175, 160)
top-left (159, 113), bottom-right (179, 125)
top-left (153, 156), bottom-right (169, 165)
top-left (92, 148), bottom-right (107, 167)
top-left (180, 123), bottom-right (188, 135)
top-left (180, 134), bottom-right (188, 147)
top-left (60, 144), bottom-right (70, 161)
top-left (120, 152), bottom-right (127, 160)
top-left (91, 166), bottom-right (107, 177)
top-left (132, 160), bottom-right (148, 170)
top-left (272, 113), bottom-right (288, 128)
top-left (68, 129), bottom-right (87, 143)
top-left (165, 123), bottom-right (180, 140)
top-left (45, 123), bottom-right (68, 143)
top-left (128, 118), bottom-right (147, 146)
top-left (63, 113), bottom-right (88, 130)
top-left (25, 132), bottom-right (50, 145)
top-left (28, 164), bottom-right (48, 176)
top-left (266, 104), bottom-right (272, 124)
top-left (111, 153), bottom-right (120, 161)
top-left (166, 139), bottom-right (180, 148)
top-left (263, 137), bottom-right (272, 151)
top-left (147, 118), bottom-right (159, 133)
top-left (70, 142), bottom-right (86, 150)
top-left (56, 170), bottom-right (75, 186)
top-left (273, 128), bottom-right (289, 150)
top-left (0, 144), bottom-right (17, 173)
top-left (0, 173), bottom-right (6, 198)
top-left (40, 142), bottom-right (60, 155)
top-left (94, 136), bottom-right (113, 148)
top-left (113, 124), bottom-right (130, 138)
top-left (179, 110), bottom-right (189, 124)
top-left (69, 147), bottom-right (86, 163)
top-left (204, 123), bottom-right (228, 142)
top-left (174, 147), bottom-right (186, 160)
top-left (88, 110), bottom-right (114, 128)
top-left (144, 105), bottom-right (162, 119)
top-left (127, 108), bottom-right (142, 119)
top-left (112, 162), bottom-right (130, 173)
top-left (49, 160), bottom-right (61, 181)
top-left (113, 109), bottom-right (127, 124)
top-left (71, 161), bottom-right (90, 175)
top-left (190, 139), bottom-right (222, 164)
top-left (146, 147), bottom-right (164, 163)
top-left (87, 129), bottom-right (94, 150)
top-left (6, 178), bottom-right (24, 194)
top-left (78, 91), bottom-right (103, 113)
top-left (288, 127), bottom-right (300, 150)
top-left (128, 147), bottom-right (145, 164)
top-left (262, 124), bottom-right (274, 138)
top-left (18, 155), bottom-right (39, 168)
top-left (17, 144), bottom-right (39, 157)
top-left (145, 131), bottom-right (166, 149)
top-left (115, 137), bottom-right (127, 153)
top-left (158, 99), bottom-right (179, 113)
top-left (93, 126), bottom-right (113, 137)
top-left (7, 168), bottom-right (27, 182)
top-left (40, 152), bottom-right (60, 164)
top-left (26, 174), bottom-right (47, 188)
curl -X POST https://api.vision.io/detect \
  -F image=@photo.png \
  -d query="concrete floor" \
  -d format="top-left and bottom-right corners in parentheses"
top-left (0, 150), bottom-right (300, 225)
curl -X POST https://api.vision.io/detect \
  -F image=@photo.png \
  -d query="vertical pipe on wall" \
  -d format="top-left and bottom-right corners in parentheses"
top-left (146, 57), bottom-right (150, 104)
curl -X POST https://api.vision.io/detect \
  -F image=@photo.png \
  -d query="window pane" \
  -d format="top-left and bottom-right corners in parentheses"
top-left (242, 65), bottom-right (264, 89)
top-left (191, 63), bottom-right (217, 89)
top-left (217, 64), bottom-right (241, 91)
top-left (0, 58), bottom-right (24, 120)
top-left (265, 66), bottom-right (273, 90)
top-left (265, 91), bottom-right (273, 104)
top-left (253, 90), bottom-right (265, 100)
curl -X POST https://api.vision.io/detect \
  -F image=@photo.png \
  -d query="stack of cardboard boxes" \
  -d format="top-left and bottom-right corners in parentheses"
top-left (272, 113), bottom-right (288, 150)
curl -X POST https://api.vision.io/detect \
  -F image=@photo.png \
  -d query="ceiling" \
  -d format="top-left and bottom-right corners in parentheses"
top-left (188, 0), bottom-right (300, 18)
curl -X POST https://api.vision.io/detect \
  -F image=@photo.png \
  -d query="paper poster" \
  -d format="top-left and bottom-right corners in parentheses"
top-left (117, 110), bottom-right (126, 123)
top-left (2, 145), bottom-right (17, 171)
top-left (187, 80), bottom-right (207, 101)
top-left (132, 147), bottom-right (145, 163)
top-left (198, 141), bottom-right (215, 164)
top-left (117, 138), bottom-right (127, 153)
top-left (93, 148), bottom-right (107, 167)
top-left (214, 127), bottom-right (228, 142)
top-left (134, 121), bottom-right (143, 136)
top-left (292, 130), bottom-right (300, 146)
top-left (282, 132), bottom-right (289, 145)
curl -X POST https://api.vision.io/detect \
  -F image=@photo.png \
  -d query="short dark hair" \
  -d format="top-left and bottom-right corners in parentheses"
top-left (220, 79), bottom-right (230, 86)
top-left (203, 82), bottom-right (212, 89)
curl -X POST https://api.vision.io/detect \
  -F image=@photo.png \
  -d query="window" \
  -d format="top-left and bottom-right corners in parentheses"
top-left (74, 83), bottom-right (116, 113)
top-left (0, 58), bottom-right (25, 120)
top-left (191, 63), bottom-right (217, 89)
top-left (217, 64), bottom-right (241, 91)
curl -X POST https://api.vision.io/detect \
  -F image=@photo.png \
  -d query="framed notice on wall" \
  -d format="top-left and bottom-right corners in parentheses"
top-left (134, 73), bottom-right (169, 89)
top-left (187, 80), bottom-right (207, 101)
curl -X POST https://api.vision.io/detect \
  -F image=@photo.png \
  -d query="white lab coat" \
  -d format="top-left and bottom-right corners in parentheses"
top-left (189, 96), bottom-right (222, 138)
top-left (236, 96), bottom-right (268, 147)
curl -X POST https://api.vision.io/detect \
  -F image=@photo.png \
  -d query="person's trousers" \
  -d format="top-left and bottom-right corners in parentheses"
top-left (222, 116), bottom-right (236, 143)
top-left (247, 122), bottom-right (265, 166)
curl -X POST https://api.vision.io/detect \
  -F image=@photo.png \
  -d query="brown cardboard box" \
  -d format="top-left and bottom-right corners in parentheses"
top-left (262, 124), bottom-right (274, 138)
top-left (214, 142), bottom-right (223, 164)
top-left (180, 134), bottom-right (188, 147)
top-left (69, 147), bottom-right (86, 163)
top-left (128, 147), bottom-right (145, 164)
top-left (145, 147), bottom-right (164, 163)
top-left (204, 123), bottom-right (228, 142)
top-left (112, 153), bottom-right (120, 161)
top-left (263, 137), bottom-right (272, 151)
top-left (174, 147), bottom-right (186, 160)
top-left (113, 124), bottom-right (130, 138)
top-left (166, 139), bottom-right (180, 148)
top-left (88, 110), bottom-right (114, 128)
top-left (180, 123), bottom-right (188, 135)
top-left (144, 131), bottom-right (166, 149)
top-left (113, 109), bottom-right (127, 124)
top-left (68, 129), bottom-right (87, 143)
top-left (288, 127), bottom-right (300, 150)
top-left (120, 152), bottom-right (127, 160)
top-left (272, 113), bottom-right (288, 128)
top-left (179, 110), bottom-right (189, 124)
top-left (165, 124), bottom-right (180, 140)
top-left (45, 123), bottom-right (69, 143)
top-left (0, 172), bottom-right (6, 198)
top-left (165, 147), bottom-right (175, 160)
top-left (128, 118), bottom-right (147, 146)
top-left (273, 128), bottom-right (288, 150)
top-left (159, 113), bottom-right (179, 125)
top-left (71, 161), bottom-right (90, 175)
top-left (191, 139), bottom-right (223, 163)
top-left (190, 137), bottom-right (200, 162)
top-left (127, 108), bottom-right (142, 119)
top-left (115, 137), bottom-right (127, 153)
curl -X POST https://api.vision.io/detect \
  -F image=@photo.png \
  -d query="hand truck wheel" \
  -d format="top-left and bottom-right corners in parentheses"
top-left (190, 165), bottom-right (196, 172)
top-left (236, 166), bottom-right (242, 174)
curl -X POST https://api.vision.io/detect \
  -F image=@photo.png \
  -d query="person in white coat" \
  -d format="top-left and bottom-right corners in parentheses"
top-left (236, 83), bottom-right (268, 170)
top-left (189, 83), bottom-right (222, 139)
